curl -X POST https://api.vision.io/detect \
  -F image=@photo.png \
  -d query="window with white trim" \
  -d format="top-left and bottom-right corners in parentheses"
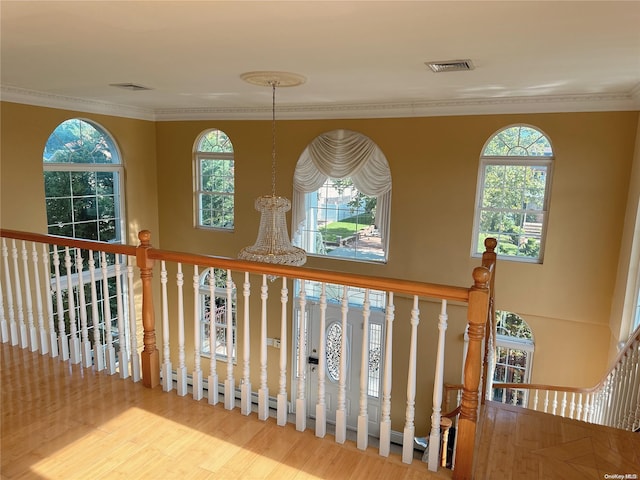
top-left (491, 310), bottom-right (534, 406)
top-left (194, 129), bottom-right (234, 230)
top-left (472, 125), bottom-right (553, 263)
top-left (42, 118), bottom-right (126, 353)
top-left (292, 129), bottom-right (391, 263)
top-left (199, 268), bottom-right (236, 361)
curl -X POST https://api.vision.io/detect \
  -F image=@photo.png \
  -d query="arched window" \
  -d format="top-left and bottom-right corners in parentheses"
top-left (472, 125), bottom-right (553, 262)
top-left (199, 268), bottom-right (236, 361)
top-left (194, 129), bottom-right (234, 230)
top-left (292, 129), bottom-right (391, 263)
top-left (43, 118), bottom-right (123, 242)
top-left (42, 118), bottom-right (126, 356)
top-left (491, 310), bottom-right (535, 405)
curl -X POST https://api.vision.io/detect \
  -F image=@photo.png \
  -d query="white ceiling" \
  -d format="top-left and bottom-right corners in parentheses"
top-left (1, 1), bottom-right (639, 121)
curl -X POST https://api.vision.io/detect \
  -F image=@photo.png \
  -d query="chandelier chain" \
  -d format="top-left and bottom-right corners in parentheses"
top-left (270, 80), bottom-right (278, 198)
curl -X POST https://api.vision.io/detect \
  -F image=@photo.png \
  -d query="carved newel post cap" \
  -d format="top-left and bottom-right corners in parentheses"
top-left (138, 230), bottom-right (151, 246)
top-left (472, 266), bottom-right (490, 288)
top-left (484, 237), bottom-right (497, 252)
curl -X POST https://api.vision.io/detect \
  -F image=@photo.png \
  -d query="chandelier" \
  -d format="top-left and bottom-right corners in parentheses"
top-left (238, 72), bottom-right (307, 267)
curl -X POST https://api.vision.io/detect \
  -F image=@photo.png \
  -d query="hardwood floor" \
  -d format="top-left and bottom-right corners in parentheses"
top-left (4, 343), bottom-right (639, 480)
top-left (474, 401), bottom-right (640, 479)
top-left (1, 344), bottom-right (450, 480)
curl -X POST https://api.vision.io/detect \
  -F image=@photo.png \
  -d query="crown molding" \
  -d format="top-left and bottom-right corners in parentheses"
top-left (2, 84), bottom-right (638, 122)
top-left (0, 85), bottom-right (156, 121)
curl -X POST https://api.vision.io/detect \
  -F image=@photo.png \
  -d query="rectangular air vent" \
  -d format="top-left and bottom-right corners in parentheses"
top-left (425, 59), bottom-right (475, 73)
top-left (109, 83), bottom-right (153, 91)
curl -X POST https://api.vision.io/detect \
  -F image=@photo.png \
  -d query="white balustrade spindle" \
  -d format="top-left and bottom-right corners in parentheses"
top-left (241, 272), bottom-right (251, 415)
top-left (258, 275), bottom-right (269, 420)
top-left (160, 261), bottom-right (172, 392)
top-left (315, 283), bottom-right (327, 438)
top-left (224, 269), bottom-right (235, 411)
top-left (74, 251), bottom-right (92, 367)
top-left (127, 258), bottom-right (141, 382)
top-left (357, 289), bottom-right (371, 450)
top-left (207, 267), bottom-right (217, 404)
top-left (277, 277), bottom-right (289, 426)
top-left (402, 295), bottom-right (420, 464)
top-left (335, 285), bottom-right (348, 444)
top-left (21, 242), bottom-right (37, 352)
top-left (2, 239), bottom-right (17, 346)
top-left (176, 263), bottom-right (187, 396)
top-left (192, 265), bottom-right (203, 400)
top-left (295, 281), bottom-right (307, 432)
top-left (101, 252), bottom-right (116, 374)
top-left (53, 246), bottom-right (69, 361)
top-left (88, 251), bottom-right (103, 370)
top-left (379, 292), bottom-right (395, 457)
top-left (428, 299), bottom-right (448, 472)
top-left (12, 240), bottom-right (27, 349)
top-left (32, 243), bottom-right (47, 354)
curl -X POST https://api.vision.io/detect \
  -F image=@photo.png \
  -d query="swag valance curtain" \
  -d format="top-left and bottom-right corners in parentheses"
top-left (293, 129), bottom-right (391, 251)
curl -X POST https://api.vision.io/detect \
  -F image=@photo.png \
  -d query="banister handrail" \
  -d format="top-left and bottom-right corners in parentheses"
top-left (0, 229), bottom-right (137, 256)
top-left (1, 227), bottom-right (496, 480)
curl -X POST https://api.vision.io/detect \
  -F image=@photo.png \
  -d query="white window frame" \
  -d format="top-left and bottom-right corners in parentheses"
top-left (472, 125), bottom-right (554, 263)
top-left (193, 129), bottom-right (235, 231)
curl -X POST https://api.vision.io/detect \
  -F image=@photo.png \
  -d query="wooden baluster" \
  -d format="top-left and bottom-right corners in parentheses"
top-left (316, 283), bottom-right (327, 438)
top-left (136, 231), bottom-right (159, 388)
top-left (402, 295), bottom-right (420, 464)
top-left (21, 242), bottom-right (36, 352)
top-left (335, 285), bottom-right (348, 444)
top-left (241, 272), bottom-right (251, 415)
top-left (160, 261), bottom-right (172, 391)
top-left (12, 240), bottom-right (27, 349)
top-left (295, 281), bottom-right (307, 431)
top-left (192, 265), bottom-right (203, 400)
top-left (53, 245), bottom-right (69, 361)
top-left (2, 239), bottom-right (17, 346)
top-left (429, 299), bottom-right (448, 471)
top-left (206, 267), bottom-right (217, 403)
top-left (31, 243), bottom-right (47, 355)
top-left (258, 275), bottom-right (269, 420)
top-left (224, 269), bottom-right (235, 410)
top-left (277, 277), bottom-right (289, 426)
top-left (115, 258), bottom-right (130, 379)
top-left (379, 291), bottom-right (395, 457)
top-left (101, 252), bottom-right (116, 374)
top-left (88, 251), bottom-right (103, 370)
top-left (176, 263), bottom-right (187, 396)
top-left (357, 289), bottom-right (371, 450)
top-left (127, 257), bottom-right (141, 382)
top-left (74, 251), bottom-right (91, 367)
top-left (453, 266), bottom-right (490, 480)
top-left (441, 417), bottom-right (453, 468)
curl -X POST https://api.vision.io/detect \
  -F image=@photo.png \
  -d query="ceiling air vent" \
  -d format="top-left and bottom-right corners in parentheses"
top-left (425, 59), bottom-right (475, 73)
top-left (109, 83), bottom-right (153, 91)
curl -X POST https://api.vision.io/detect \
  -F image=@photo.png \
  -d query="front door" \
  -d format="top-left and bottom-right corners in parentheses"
top-left (303, 300), bottom-right (385, 436)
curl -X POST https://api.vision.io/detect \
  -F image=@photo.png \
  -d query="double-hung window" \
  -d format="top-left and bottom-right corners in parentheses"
top-left (472, 125), bottom-right (553, 262)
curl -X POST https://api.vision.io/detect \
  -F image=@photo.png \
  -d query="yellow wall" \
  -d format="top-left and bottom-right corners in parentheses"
top-left (2, 101), bottom-right (638, 402)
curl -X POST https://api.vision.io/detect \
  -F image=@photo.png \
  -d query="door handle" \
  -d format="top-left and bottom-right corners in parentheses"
top-left (308, 356), bottom-right (319, 365)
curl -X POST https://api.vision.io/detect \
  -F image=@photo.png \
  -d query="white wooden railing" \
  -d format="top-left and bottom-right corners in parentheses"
top-left (0, 229), bottom-right (495, 480)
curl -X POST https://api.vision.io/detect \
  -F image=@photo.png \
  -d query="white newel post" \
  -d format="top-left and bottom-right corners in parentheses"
top-left (161, 261), bottom-right (173, 392)
top-left (33, 245), bottom-right (46, 352)
top-left (127, 258), bottom-right (141, 382)
top-left (224, 269), bottom-right (235, 410)
top-left (295, 282), bottom-right (307, 432)
top-left (87, 251), bottom-right (102, 369)
top-left (241, 272), bottom-right (252, 415)
top-left (53, 246), bottom-right (69, 361)
top-left (258, 275), bottom-right (269, 420)
top-left (101, 252), bottom-right (116, 374)
top-left (2, 239), bottom-right (17, 346)
top-left (176, 263), bottom-right (187, 396)
top-left (335, 286), bottom-right (349, 444)
top-left (21, 242), bottom-right (37, 352)
top-left (74, 251), bottom-right (91, 367)
top-left (115, 259), bottom-right (130, 379)
top-left (315, 283), bottom-right (327, 438)
top-left (379, 292), bottom-right (395, 457)
top-left (12, 240), bottom-right (27, 349)
top-left (402, 295), bottom-right (420, 464)
top-left (428, 299), bottom-right (448, 472)
top-left (357, 290), bottom-right (371, 450)
top-left (192, 266), bottom-right (203, 401)
top-left (277, 277), bottom-right (289, 426)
